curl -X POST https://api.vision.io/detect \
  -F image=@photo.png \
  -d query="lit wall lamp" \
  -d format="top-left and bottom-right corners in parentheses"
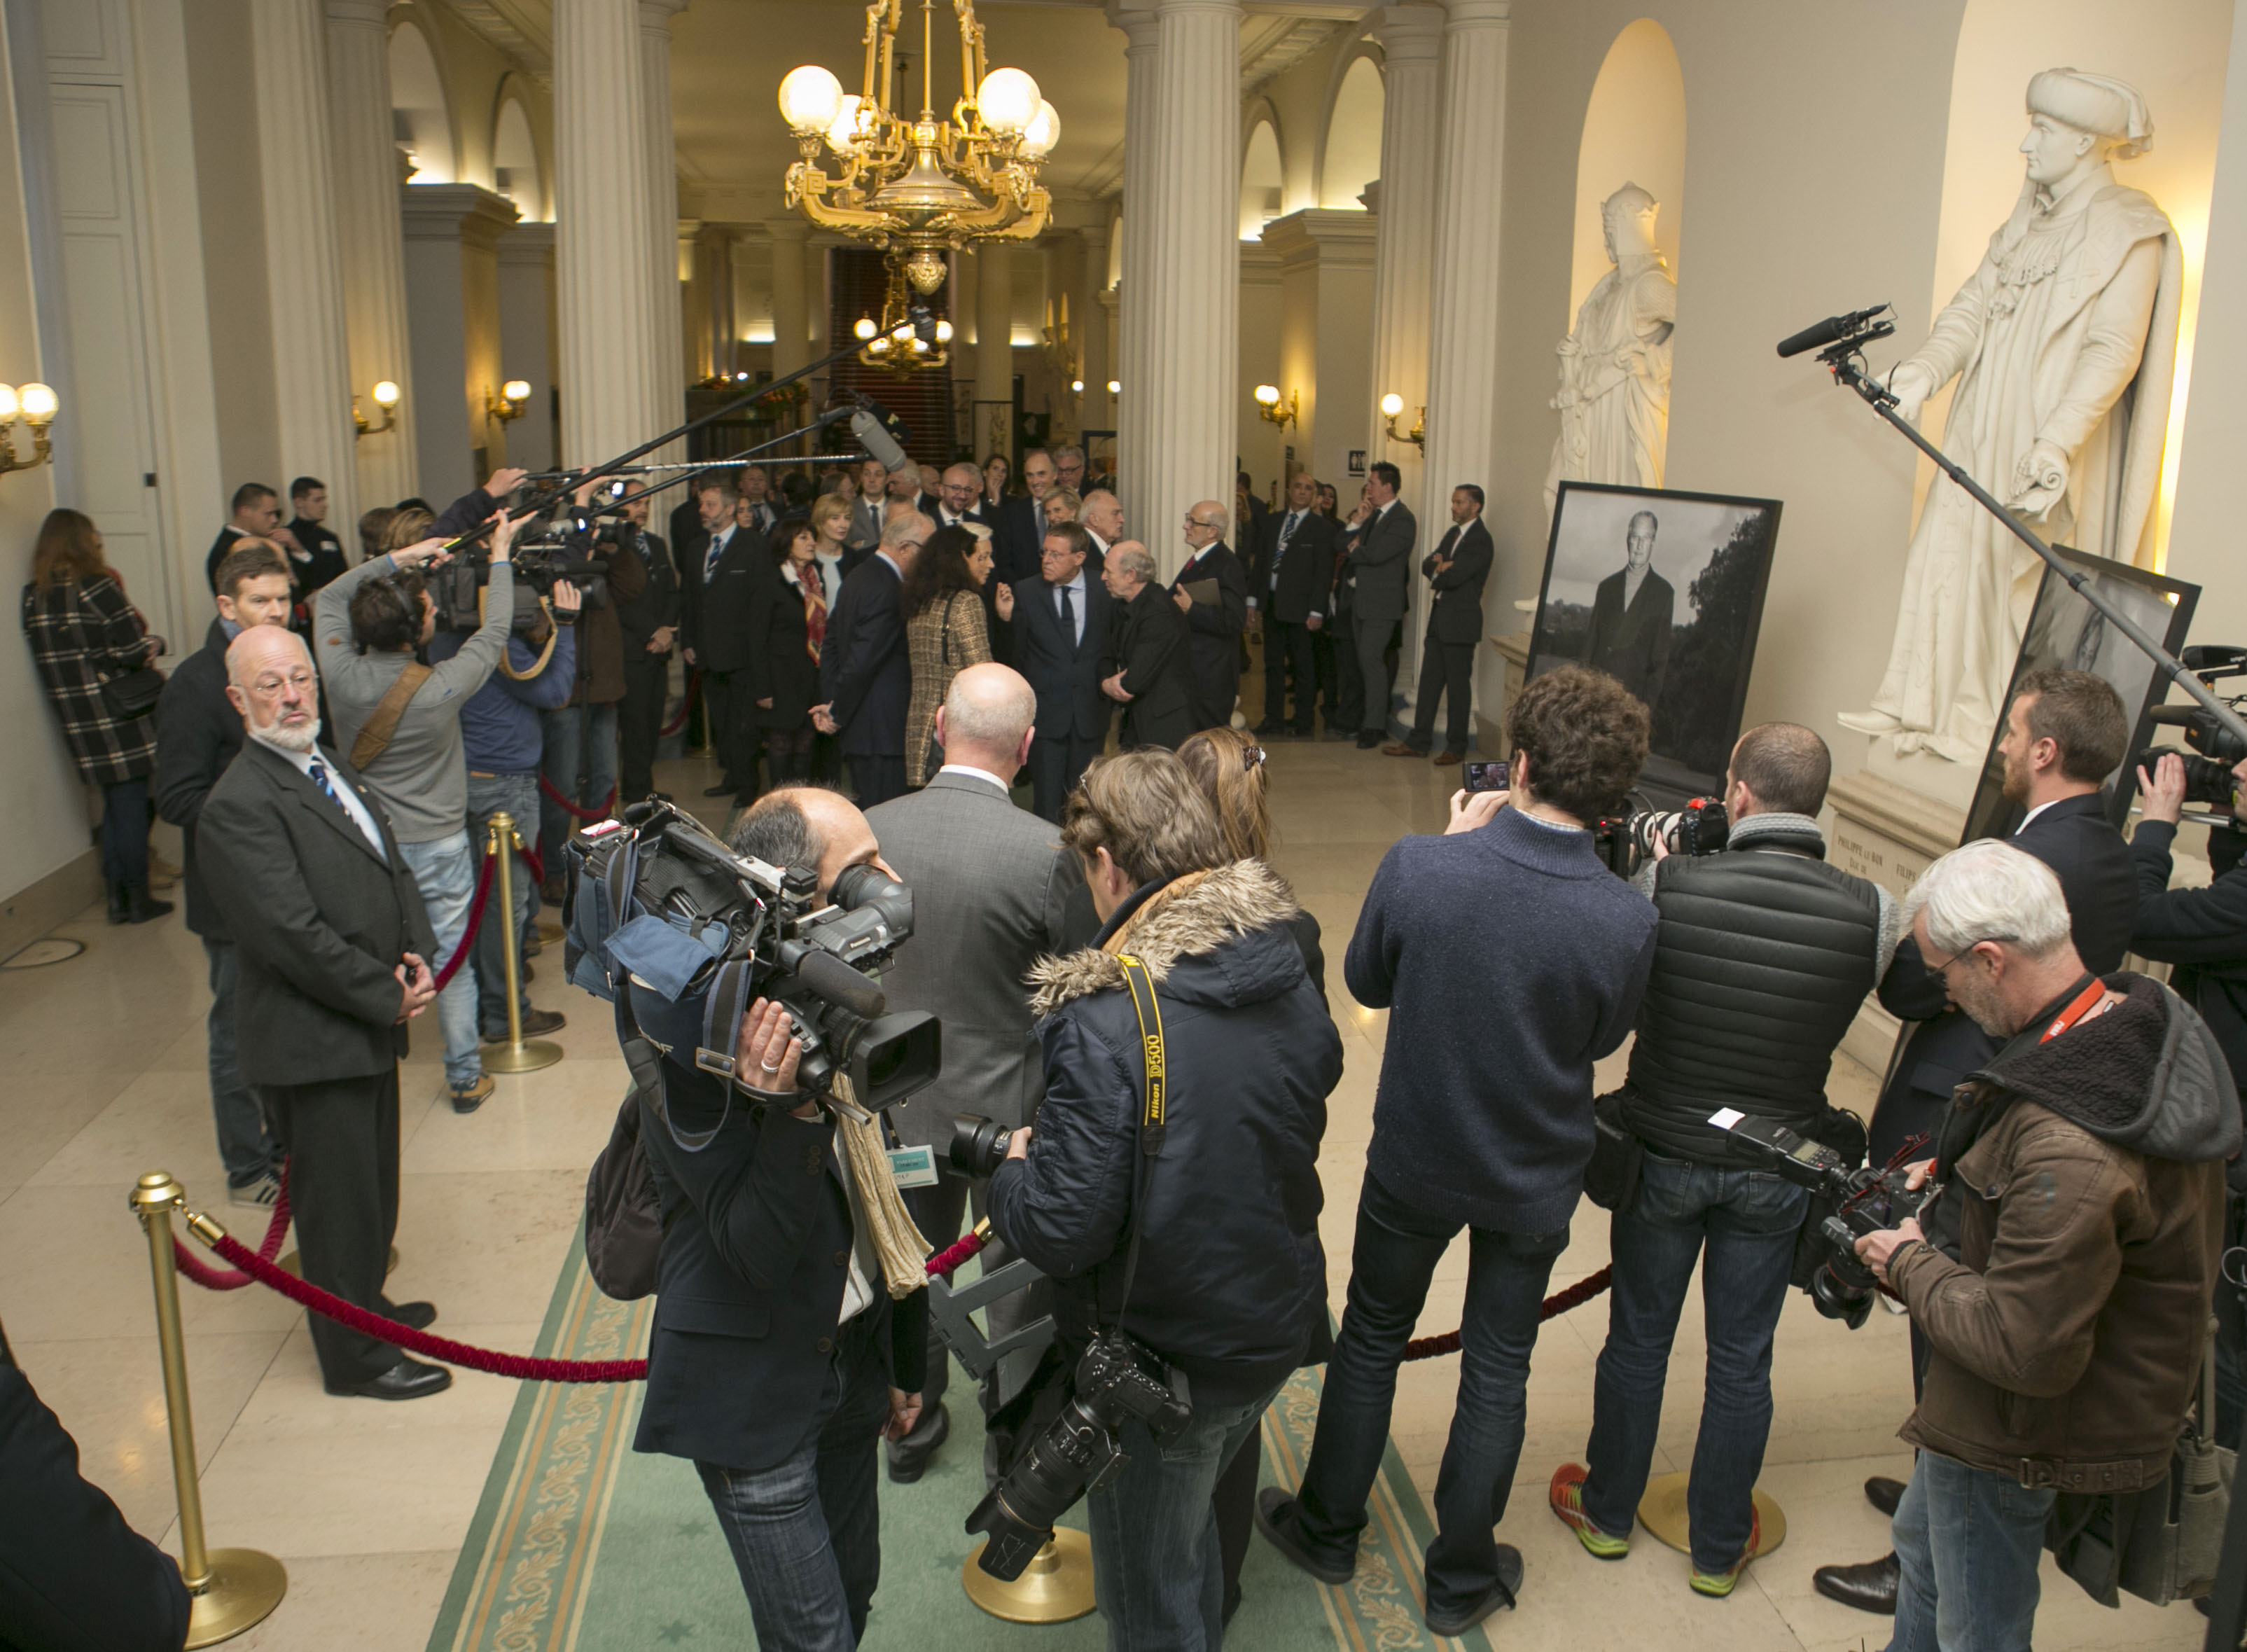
top-left (0, 382), bottom-right (57, 475)
top-left (1071, 378), bottom-right (1084, 394)
top-left (1379, 391), bottom-right (1424, 450)
top-left (354, 380), bottom-right (401, 438)
top-left (1106, 379), bottom-right (1120, 396)
top-left (1253, 383), bottom-right (1299, 431)
top-left (485, 379), bottom-right (533, 424)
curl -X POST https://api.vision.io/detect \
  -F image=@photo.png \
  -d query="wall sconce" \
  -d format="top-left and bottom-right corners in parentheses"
top-left (1106, 379), bottom-right (1120, 396)
top-left (485, 379), bottom-right (533, 424)
top-left (1071, 378), bottom-right (1084, 394)
top-left (0, 382), bottom-right (57, 475)
top-left (354, 380), bottom-right (401, 438)
top-left (1254, 383), bottom-right (1299, 431)
top-left (1379, 391), bottom-right (1424, 450)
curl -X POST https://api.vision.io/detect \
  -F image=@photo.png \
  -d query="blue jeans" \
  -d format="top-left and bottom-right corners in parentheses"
top-left (538, 702), bottom-right (618, 860)
top-left (1295, 1167), bottom-right (1568, 1616)
top-left (1580, 1150), bottom-right (1807, 1570)
top-left (100, 777), bottom-right (149, 887)
top-left (695, 1314), bottom-right (889, 1651)
top-left (1087, 1378), bottom-right (1281, 1651)
top-left (202, 937), bottom-right (276, 1188)
top-left (397, 831), bottom-right (482, 1088)
top-left (464, 773), bottom-right (540, 1036)
top-left (1887, 1451), bottom-right (2055, 1652)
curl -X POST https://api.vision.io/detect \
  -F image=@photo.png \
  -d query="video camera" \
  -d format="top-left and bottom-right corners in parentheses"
top-left (430, 506), bottom-right (611, 635)
top-left (1592, 794), bottom-right (1730, 877)
top-left (1709, 1109), bottom-right (1941, 1330)
top-left (565, 800), bottom-right (940, 1111)
top-left (2134, 645), bottom-right (2247, 811)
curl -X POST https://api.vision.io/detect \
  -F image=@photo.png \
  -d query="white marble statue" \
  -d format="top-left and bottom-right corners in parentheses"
top-left (1842, 69), bottom-right (2182, 764)
top-left (1543, 183), bottom-right (1677, 517)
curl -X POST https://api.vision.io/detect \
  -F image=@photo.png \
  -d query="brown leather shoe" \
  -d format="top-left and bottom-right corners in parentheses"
top-left (1380, 742), bottom-right (1426, 758)
top-left (1433, 750), bottom-right (1464, 766)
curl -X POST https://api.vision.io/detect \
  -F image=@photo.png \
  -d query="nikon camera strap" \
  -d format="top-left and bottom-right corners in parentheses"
top-left (1111, 954), bottom-right (1166, 1317)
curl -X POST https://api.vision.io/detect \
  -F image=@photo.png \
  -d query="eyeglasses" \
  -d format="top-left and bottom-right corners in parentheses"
top-left (248, 669), bottom-right (316, 696)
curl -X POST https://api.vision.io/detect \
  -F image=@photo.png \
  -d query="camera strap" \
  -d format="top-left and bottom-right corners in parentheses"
top-left (1111, 954), bottom-right (1167, 1318)
top-left (347, 662), bottom-right (431, 772)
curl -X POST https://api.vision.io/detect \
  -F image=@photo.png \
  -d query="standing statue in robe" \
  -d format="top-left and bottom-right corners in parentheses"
top-left (1543, 183), bottom-right (1676, 518)
top-left (1842, 69), bottom-right (2181, 764)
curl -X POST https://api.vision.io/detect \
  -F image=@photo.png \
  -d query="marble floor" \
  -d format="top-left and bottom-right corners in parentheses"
top-left (1, 707), bottom-right (2201, 1650)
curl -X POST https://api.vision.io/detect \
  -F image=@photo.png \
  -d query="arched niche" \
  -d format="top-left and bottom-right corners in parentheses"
top-left (1319, 52), bottom-right (1384, 209)
top-left (1928, 0), bottom-right (2232, 566)
top-left (492, 93), bottom-right (544, 222)
top-left (389, 18), bottom-right (455, 184)
top-left (1241, 118), bottom-right (1282, 241)
top-left (1567, 19), bottom-right (1685, 319)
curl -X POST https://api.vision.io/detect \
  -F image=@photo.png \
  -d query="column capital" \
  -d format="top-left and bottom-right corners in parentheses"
top-left (323, 0), bottom-right (389, 27)
top-left (1108, 6), bottom-right (1161, 53)
top-left (1376, 4), bottom-right (1446, 61)
top-left (1152, 0), bottom-right (1241, 16)
top-left (1440, 0), bottom-right (1510, 25)
top-left (639, 0), bottom-right (689, 26)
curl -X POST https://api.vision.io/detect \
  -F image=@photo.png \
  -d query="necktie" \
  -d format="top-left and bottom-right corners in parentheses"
top-left (1273, 513), bottom-right (1299, 588)
top-left (704, 527), bottom-right (726, 584)
top-left (1058, 583), bottom-right (1076, 648)
top-left (306, 756), bottom-right (347, 811)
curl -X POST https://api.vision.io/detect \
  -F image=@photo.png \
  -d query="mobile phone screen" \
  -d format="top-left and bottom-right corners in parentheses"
top-left (1463, 761), bottom-right (1509, 794)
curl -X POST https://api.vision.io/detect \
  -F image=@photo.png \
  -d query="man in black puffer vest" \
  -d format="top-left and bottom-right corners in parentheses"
top-left (1549, 723), bottom-right (1896, 1599)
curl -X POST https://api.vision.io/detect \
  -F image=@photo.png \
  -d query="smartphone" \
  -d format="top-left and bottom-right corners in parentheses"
top-left (1463, 761), bottom-right (1509, 795)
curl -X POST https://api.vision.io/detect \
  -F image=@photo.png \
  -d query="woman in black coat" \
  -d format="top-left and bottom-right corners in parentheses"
top-left (745, 514), bottom-right (827, 785)
top-left (19, 508), bottom-right (172, 923)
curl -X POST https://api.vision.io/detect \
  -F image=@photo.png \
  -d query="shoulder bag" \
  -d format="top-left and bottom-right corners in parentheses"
top-left (67, 582), bottom-right (165, 720)
top-left (347, 662), bottom-right (433, 771)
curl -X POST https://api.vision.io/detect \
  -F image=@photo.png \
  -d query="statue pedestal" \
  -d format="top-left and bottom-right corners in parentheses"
top-left (1825, 770), bottom-right (1966, 1076)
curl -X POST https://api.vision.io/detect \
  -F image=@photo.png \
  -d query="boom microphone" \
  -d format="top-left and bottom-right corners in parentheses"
top-left (1776, 303), bottom-right (1890, 359)
top-left (850, 407), bottom-right (912, 473)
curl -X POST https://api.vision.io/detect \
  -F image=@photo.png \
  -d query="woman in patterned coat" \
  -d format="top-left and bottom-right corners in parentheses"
top-left (899, 524), bottom-right (1004, 787)
top-left (20, 508), bottom-right (171, 922)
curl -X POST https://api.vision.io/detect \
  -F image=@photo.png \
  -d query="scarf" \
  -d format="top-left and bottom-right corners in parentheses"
top-left (787, 558), bottom-right (827, 664)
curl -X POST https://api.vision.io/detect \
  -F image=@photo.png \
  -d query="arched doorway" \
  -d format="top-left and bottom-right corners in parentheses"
top-left (1568, 19), bottom-right (1685, 320)
top-left (1320, 53), bottom-right (1384, 209)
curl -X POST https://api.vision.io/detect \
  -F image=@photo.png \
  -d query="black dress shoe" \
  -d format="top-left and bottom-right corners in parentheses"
top-left (885, 1401), bottom-right (949, 1483)
top-left (1354, 733), bottom-right (1384, 749)
top-left (1253, 1488), bottom-right (1356, 1585)
top-left (1424, 1545), bottom-right (1522, 1637)
top-left (703, 781), bottom-right (739, 798)
top-left (383, 1300), bottom-right (438, 1331)
top-left (1865, 1475), bottom-right (1906, 1518)
top-left (1253, 721), bottom-right (1287, 737)
top-left (1811, 1551), bottom-right (1899, 1615)
top-left (328, 1356), bottom-right (452, 1401)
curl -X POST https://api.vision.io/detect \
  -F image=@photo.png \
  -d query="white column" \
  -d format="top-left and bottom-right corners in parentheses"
top-left (974, 242), bottom-right (1015, 462)
top-left (325, 0), bottom-right (416, 511)
top-left (251, 0), bottom-right (356, 522)
top-left (1139, 0), bottom-right (1241, 576)
top-left (555, 0), bottom-right (661, 464)
top-left (1423, 0), bottom-right (1508, 728)
top-left (1113, 7), bottom-right (1161, 537)
top-left (641, 0), bottom-right (689, 453)
top-left (1370, 6), bottom-right (1442, 490)
top-left (768, 218), bottom-right (811, 379)
top-left (1078, 223), bottom-right (1111, 437)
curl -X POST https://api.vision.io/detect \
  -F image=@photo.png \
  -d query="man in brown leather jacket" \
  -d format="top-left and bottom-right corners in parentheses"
top-left (1855, 838), bottom-right (2238, 1650)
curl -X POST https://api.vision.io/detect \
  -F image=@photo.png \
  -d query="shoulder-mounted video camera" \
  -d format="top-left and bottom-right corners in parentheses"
top-left (429, 507), bottom-right (612, 635)
top-left (2135, 645), bottom-right (2247, 811)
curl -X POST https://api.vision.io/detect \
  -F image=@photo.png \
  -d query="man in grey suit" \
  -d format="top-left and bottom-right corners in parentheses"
top-left (862, 663), bottom-right (1099, 1482)
top-left (1340, 461), bottom-right (1417, 747)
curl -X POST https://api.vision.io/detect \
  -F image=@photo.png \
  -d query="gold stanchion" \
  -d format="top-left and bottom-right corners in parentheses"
top-left (482, 811), bottom-right (562, 1074)
top-left (1636, 1471), bottom-right (1787, 1558)
top-left (130, 1172), bottom-right (287, 1646)
top-left (962, 1531), bottom-right (1097, 1623)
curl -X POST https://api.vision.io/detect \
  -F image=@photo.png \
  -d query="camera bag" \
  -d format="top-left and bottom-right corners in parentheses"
top-left (1583, 1090), bottom-right (1643, 1212)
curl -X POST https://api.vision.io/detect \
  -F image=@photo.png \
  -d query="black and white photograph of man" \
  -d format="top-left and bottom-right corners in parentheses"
top-left (1583, 508), bottom-right (1674, 702)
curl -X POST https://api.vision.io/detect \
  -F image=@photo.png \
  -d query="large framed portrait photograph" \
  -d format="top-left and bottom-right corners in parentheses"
top-left (1524, 481), bottom-right (1783, 800)
top-left (1960, 546), bottom-right (2200, 843)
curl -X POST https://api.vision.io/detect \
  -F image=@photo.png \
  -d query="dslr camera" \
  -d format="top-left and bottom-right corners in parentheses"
top-left (431, 507), bottom-right (611, 635)
top-left (564, 799), bottom-right (940, 1109)
top-left (2134, 645), bottom-right (2247, 811)
top-left (1592, 794), bottom-right (1730, 876)
top-left (1709, 1109), bottom-right (1941, 1330)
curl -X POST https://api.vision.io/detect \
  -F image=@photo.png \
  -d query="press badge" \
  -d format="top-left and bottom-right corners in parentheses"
top-left (886, 1144), bottom-right (940, 1188)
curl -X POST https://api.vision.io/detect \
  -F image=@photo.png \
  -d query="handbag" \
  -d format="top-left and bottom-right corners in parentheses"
top-left (1583, 1088), bottom-right (1644, 1212)
top-left (67, 583), bottom-right (164, 720)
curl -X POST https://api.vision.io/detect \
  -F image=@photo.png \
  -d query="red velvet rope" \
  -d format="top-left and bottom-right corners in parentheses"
top-left (538, 775), bottom-right (618, 821)
top-left (429, 848), bottom-right (496, 992)
top-left (660, 672), bottom-right (697, 739)
top-left (1400, 1266), bottom-right (1613, 1361)
top-left (171, 1179), bottom-right (293, 1291)
top-left (926, 1228), bottom-right (987, 1278)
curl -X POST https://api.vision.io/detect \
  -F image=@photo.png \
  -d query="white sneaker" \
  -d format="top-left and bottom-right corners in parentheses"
top-left (228, 1174), bottom-right (282, 1210)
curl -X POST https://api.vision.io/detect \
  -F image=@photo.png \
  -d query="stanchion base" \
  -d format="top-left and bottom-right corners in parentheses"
top-left (183, 1547), bottom-right (287, 1647)
top-left (1636, 1472), bottom-right (1786, 1557)
top-left (485, 1039), bottom-right (564, 1074)
top-left (962, 1529), bottom-right (1096, 1623)
top-left (279, 1245), bottom-right (398, 1279)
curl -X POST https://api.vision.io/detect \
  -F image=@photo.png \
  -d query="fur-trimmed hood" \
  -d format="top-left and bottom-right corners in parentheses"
top-left (1027, 859), bottom-right (1304, 1020)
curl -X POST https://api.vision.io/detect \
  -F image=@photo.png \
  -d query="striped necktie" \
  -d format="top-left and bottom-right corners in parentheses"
top-left (306, 756), bottom-right (347, 810)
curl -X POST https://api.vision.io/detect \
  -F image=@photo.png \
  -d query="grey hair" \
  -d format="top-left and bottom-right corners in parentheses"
top-left (1902, 839), bottom-right (2072, 961)
top-left (880, 509), bottom-right (933, 550)
top-left (1113, 543), bottom-right (1158, 584)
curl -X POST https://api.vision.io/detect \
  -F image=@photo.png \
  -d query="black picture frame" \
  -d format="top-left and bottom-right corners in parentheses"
top-left (1524, 480), bottom-right (1783, 802)
top-left (1959, 546), bottom-right (2200, 843)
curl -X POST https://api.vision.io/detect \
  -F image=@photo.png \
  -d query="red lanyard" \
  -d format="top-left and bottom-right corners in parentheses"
top-left (2039, 977), bottom-right (2108, 1044)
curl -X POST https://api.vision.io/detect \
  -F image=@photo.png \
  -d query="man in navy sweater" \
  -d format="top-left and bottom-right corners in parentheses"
top-left (1258, 664), bottom-right (1660, 1639)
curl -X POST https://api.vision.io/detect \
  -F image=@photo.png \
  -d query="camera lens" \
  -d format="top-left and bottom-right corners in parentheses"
top-left (949, 1113), bottom-right (1011, 1180)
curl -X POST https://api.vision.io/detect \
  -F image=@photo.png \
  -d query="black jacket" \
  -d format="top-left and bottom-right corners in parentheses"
top-left (819, 553), bottom-right (909, 758)
top-left (993, 496), bottom-right (1047, 586)
top-left (2129, 819), bottom-right (2247, 1113)
top-left (611, 528), bottom-right (679, 662)
top-left (746, 560), bottom-right (824, 730)
top-left (1421, 520), bottom-right (1494, 646)
top-left (1251, 508), bottom-right (1343, 626)
top-left (153, 618), bottom-right (246, 939)
top-left (1870, 792), bottom-right (2140, 1162)
top-left (989, 862), bottom-right (1342, 1406)
top-left (195, 740), bottom-right (437, 1086)
top-left (0, 1352), bottom-right (189, 1652)
top-left (1585, 566), bottom-right (1674, 704)
top-left (1101, 582), bottom-right (1195, 751)
top-left (1171, 543), bottom-right (1248, 721)
top-left (628, 983), bottom-right (926, 1473)
top-left (204, 525), bottom-right (248, 592)
top-left (284, 517), bottom-right (349, 596)
top-left (1011, 573), bottom-right (1113, 745)
top-left (680, 522), bottom-right (767, 673)
top-left (1622, 819), bottom-right (1887, 1163)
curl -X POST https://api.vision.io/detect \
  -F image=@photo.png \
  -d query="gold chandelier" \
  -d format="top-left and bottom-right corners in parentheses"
top-left (779, 0), bottom-right (1057, 307)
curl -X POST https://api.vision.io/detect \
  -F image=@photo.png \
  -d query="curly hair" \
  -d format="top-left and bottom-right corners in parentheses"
top-left (1505, 665), bottom-right (1650, 821)
top-left (348, 569), bottom-right (427, 653)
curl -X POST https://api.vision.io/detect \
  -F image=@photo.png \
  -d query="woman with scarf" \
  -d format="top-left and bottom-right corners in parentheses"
top-left (746, 513), bottom-right (828, 786)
